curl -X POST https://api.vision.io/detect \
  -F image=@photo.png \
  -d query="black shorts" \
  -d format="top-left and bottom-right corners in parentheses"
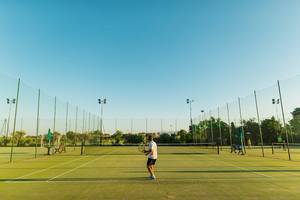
top-left (147, 158), bottom-right (157, 166)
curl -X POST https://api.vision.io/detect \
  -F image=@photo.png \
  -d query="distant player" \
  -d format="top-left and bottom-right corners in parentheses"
top-left (144, 134), bottom-right (158, 180)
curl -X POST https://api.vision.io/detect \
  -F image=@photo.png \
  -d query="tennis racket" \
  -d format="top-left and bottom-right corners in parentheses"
top-left (138, 143), bottom-right (148, 153)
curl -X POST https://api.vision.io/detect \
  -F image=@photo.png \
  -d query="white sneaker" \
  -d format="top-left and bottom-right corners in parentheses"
top-left (151, 175), bottom-right (156, 180)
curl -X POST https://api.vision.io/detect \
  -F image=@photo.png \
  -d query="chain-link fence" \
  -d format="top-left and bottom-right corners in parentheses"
top-left (0, 73), bottom-right (192, 162)
top-left (193, 75), bottom-right (300, 161)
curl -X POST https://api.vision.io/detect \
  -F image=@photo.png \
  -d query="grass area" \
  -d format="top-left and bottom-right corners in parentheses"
top-left (0, 146), bottom-right (300, 199)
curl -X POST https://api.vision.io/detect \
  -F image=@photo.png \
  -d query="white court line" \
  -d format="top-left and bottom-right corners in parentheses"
top-left (6, 156), bottom-right (88, 183)
top-left (47, 156), bottom-right (104, 182)
top-left (209, 156), bottom-right (272, 178)
top-left (5, 177), bottom-right (294, 184)
top-left (47, 149), bottom-right (118, 182)
top-left (263, 166), bottom-right (300, 177)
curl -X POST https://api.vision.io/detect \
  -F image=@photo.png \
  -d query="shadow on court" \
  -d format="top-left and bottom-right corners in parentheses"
top-left (1, 177), bottom-right (151, 182)
top-left (126, 169), bottom-right (300, 173)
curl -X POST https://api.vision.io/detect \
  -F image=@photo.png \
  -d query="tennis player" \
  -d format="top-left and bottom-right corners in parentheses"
top-left (144, 134), bottom-right (158, 180)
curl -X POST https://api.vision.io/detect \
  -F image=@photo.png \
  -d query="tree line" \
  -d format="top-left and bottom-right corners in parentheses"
top-left (1, 108), bottom-right (300, 146)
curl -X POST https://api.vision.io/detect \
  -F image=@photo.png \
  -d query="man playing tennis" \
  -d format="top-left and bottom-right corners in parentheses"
top-left (144, 134), bottom-right (158, 180)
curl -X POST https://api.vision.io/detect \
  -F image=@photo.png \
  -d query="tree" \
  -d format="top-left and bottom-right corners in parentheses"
top-left (177, 129), bottom-right (188, 143)
top-left (243, 119), bottom-right (260, 145)
top-left (112, 130), bottom-right (123, 144)
top-left (14, 131), bottom-right (26, 147)
top-left (159, 133), bottom-right (171, 143)
top-left (261, 117), bottom-right (282, 144)
top-left (78, 133), bottom-right (90, 144)
top-left (89, 130), bottom-right (101, 145)
top-left (66, 131), bottom-right (76, 145)
top-left (123, 134), bottom-right (143, 144)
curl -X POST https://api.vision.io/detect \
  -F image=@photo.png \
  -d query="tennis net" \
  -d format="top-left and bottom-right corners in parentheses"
top-left (82, 143), bottom-right (220, 156)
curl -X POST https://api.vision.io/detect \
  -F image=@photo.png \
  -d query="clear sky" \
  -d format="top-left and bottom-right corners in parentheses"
top-left (0, 0), bottom-right (300, 120)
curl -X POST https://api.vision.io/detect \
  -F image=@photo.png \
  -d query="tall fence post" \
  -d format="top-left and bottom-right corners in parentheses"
top-left (218, 106), bottom-right (223, 150)
top-left (226, 103), bottom-right (233, 147)
top-left (277, 80), bottom-right (291, 160)
top-left (93, 114), bottom-right (95, 132)
top-left (209, 110), bottom-right (214, 143)
top-left (115, 118), bottom-right (117, 133)
top-left (35, 89), bottom-right (41, 159)
top-left (75, 106), bottom-right (78, 133)
top-left (65, 102), bottom-right (69, 145)
top-left (238, 97), bottom-right (246, 154)
top-left (82, 110), bottom-right (86, 134)
top-left (145, 118), bottom-right (148, 133)
top-left (88, 112), bottom-right (91, 133)
top-left (53, 96), bottom-right (57, 133)
top-left (254, 90), bottom-right (265, 157)
top-left (10, 78), bottom-right (20, 163)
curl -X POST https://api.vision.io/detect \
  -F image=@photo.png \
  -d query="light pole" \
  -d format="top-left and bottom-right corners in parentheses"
top-left (272, 98), bottom-right (280, 122)
top-left (272, 98), bottom-right (280, 138)
top-left (186, 99), bottom-right (194, 143)
top-left (6, 98), bottom-right (16, 138)
top-left (98, 98), bottom-right (107, 145)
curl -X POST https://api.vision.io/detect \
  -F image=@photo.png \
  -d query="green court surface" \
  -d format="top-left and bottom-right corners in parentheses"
top-left (1, 146), bottom-right (300, 200)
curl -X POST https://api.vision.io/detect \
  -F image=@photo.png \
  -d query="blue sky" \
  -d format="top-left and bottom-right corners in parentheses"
top-left (0, 0), bottom-right (300, 120)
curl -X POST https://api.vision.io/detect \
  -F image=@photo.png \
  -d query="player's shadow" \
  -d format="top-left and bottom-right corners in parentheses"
top-left (127, 169), bottom-right (300, 173)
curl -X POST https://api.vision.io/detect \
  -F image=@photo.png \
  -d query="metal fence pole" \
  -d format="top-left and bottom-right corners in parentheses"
top-left (226, 103), bottom-right (233, 147)
top-left (209, 110), bottom-right (214, 143)
top-left (53, 96), bottom-right (57, 133)
top-left (35, 89), bottom-right (41, 158)
top-left (146, 118), bottom-right (148, 133)
top-left (65, 102), bottom-right (69, 145)
top-left (10, 78), bottom-right (20, 163)
top-left (218, 106), bottom-right (223, 150)
top-left (238, 97), bottom-right (246, 154)
top-left (88, 112), bottom-right (91, 133)
top-left (254, 90), bottom-right (265, 157)
top-left (75, 106), bottom-right (78, 133)
top-left (277, 80), bottom-right (291, 160)
top-left (82, 110), bottom-right (86, 134)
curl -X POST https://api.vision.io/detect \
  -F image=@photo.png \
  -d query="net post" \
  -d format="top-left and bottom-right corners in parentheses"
top-left (9, 78), bottom-right (21, 163)
top-left (272, 142), bottom-right (274, 154)
top-left (80, 141), bottom-right (84, 156)
top-left (277, 80), bottom-right (291, 160)
top-left (254, 90), bottom-right (265, 157)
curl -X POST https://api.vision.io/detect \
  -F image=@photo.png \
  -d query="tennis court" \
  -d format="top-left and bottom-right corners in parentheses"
top-left (1, 146), bottom-right (300, 200)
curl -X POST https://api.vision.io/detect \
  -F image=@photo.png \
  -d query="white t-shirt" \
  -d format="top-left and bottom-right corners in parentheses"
top-left (148, 141), bottom-right (158, 159)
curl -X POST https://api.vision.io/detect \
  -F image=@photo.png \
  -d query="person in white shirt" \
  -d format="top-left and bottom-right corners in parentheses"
top-left (144, 134), bottom-right (158, 180)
